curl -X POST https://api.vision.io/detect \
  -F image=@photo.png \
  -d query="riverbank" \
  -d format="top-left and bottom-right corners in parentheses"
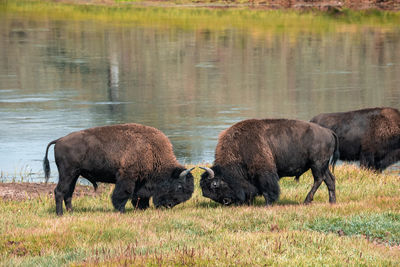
top-left (0, 164), bottom-right (399, 265)
top-left (0, 182), bottom-right (105, 201)
top-left (4, 0), bottom-right (400, 15)
top-left (3, 0), bottom-right (400, 38)
top-left (32, 0), bottom-right (400, 11)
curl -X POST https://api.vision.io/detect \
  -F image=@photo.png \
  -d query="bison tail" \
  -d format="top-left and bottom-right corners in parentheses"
top-left (43, 139), bottom-right (58, 183)
top-left (329, 132), bottom-right (340, 174)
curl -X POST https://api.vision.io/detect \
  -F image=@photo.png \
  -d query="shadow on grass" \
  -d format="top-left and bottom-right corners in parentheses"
top-left (45, 196), bottom-right (306, 215)
top-left (248, 197), bottom-right (300, 207)
top-left (195, 197), bottom-right (301, 209)
top-left (196, 200), bottom-right (223, 209)
top-left (46, 205), bottom-right (144, 215)
top-left (46, 203), bottom-right (190, 215)
top-left (276, 198), bottom-right (303, 206)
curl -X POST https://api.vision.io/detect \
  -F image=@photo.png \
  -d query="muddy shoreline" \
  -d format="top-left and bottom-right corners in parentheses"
top-left (0, 182), bottom-right (109, 201)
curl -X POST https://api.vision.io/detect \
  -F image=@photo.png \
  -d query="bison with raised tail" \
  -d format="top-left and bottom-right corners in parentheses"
top-left (311, 107), bottom-right (400, 172)
top-left (200, 119), bottom-right (339, 206)
top-left (43, 123), bottom-right (195, 215)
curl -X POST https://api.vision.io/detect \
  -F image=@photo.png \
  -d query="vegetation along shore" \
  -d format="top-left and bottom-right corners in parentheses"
top-left (6, 0), bottom-right (400, 11)
top-left (3, 0), bottom-right (400, 24)
top-left (0, 164), bottom-right (399, 265)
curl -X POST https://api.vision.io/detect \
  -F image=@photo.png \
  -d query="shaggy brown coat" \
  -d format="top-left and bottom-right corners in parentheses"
top-left (200, 119), bottom-right (339, 206)
top-left (44, 123), bottom-right (194, 215)
top-left (311, 107), bottom-right (400, 171)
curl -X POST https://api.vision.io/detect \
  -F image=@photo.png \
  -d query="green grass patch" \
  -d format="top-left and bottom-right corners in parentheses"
top-left (304, 212), bottom-right (400, 245)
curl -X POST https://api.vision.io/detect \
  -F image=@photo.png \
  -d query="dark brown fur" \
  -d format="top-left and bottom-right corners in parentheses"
top-left (311, 107), bottom-right (400, 171)
top-left (201, 119), bottom-right (339, 206)
top-left (44, 123), bottom-right (194, 215)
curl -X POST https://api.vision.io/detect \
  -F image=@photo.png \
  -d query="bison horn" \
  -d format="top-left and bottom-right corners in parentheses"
top-left (199, 167), bottom-right (214, 179)
top-left (179, 167), bottom-right (195, 179)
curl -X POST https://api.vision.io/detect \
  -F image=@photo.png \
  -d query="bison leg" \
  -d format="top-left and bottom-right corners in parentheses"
top-left (112, 178), bottom-right (135, 213)
top-left (360, 151), bottom-right (375, 170)
top-left (375, 149), bottom-right (400, 172)
top-left (323, 169), bottom-right (336, 204)
top-left (64, 176), bottom-right (79, 212)
top-left (304, 167), bottom-right (325, 204)
top-left (54, 168), bottom-right (79, 216)
top-left (131, 197), bottom-right (150, 210)
top-left (258, 172), bottom-right (280, 205)
top-left (54, 184), bottom-right (67, 216)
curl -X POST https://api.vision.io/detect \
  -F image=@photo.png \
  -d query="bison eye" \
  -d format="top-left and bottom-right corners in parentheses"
top-left (177, 184), bottom-right (183, 190)
top-left (210, 180), bottom-right (220, 190)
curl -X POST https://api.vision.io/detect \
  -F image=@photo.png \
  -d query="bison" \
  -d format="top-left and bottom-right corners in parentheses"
top-left (43, 123), bottom-right (195, 215)
top-left (310, 107), bottom-right (400, 172)
top-left (200, 119), bottom-right (339, 206)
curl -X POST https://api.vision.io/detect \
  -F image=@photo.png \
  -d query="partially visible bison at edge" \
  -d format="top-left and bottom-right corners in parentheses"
top-left (200, 119), bottom-right (339, 206)
top-left (311, 107), bottom-right (400, 172)
top-left (43, 123), bottom-right (195, 216)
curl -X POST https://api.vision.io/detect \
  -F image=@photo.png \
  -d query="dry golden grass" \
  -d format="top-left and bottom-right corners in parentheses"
top-left (0, 164), bottom-right (399, 266)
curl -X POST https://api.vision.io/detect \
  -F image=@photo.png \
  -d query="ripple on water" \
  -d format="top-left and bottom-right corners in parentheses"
top-left (0, 97), bottom-right (59, 103)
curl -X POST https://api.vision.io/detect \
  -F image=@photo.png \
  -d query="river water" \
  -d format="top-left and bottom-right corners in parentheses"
top-left (1, 10), bottom-right (399, 181)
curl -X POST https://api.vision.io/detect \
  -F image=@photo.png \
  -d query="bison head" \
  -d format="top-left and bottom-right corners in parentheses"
top-left (199, 166), bottom-right (258, 206)
top-left (152, 167), bottom-right (195, 209)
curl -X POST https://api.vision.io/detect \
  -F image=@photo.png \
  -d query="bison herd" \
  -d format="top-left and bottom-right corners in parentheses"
top-left (43, 107), bottom-right (400, 215)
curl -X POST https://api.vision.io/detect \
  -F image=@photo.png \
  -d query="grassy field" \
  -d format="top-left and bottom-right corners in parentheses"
top-left (0, 164), bottom-right (399, 266)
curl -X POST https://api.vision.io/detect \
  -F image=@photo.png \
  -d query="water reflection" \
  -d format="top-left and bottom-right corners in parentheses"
top-left (0, 14), bottom-right (399, 181)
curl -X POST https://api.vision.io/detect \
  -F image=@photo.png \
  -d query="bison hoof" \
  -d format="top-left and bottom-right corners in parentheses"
top-left (116, 207), bottom-right (126, 213)
top-left (329, 193), bottom-right (336, 204)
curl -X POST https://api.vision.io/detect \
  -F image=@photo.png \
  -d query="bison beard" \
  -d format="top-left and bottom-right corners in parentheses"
top-left (311, 107), bottom-right (400, 172)
top-left (200, 119), bottom-right (339, 206)
top-left (43, 123), bottom-right (195, 215)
